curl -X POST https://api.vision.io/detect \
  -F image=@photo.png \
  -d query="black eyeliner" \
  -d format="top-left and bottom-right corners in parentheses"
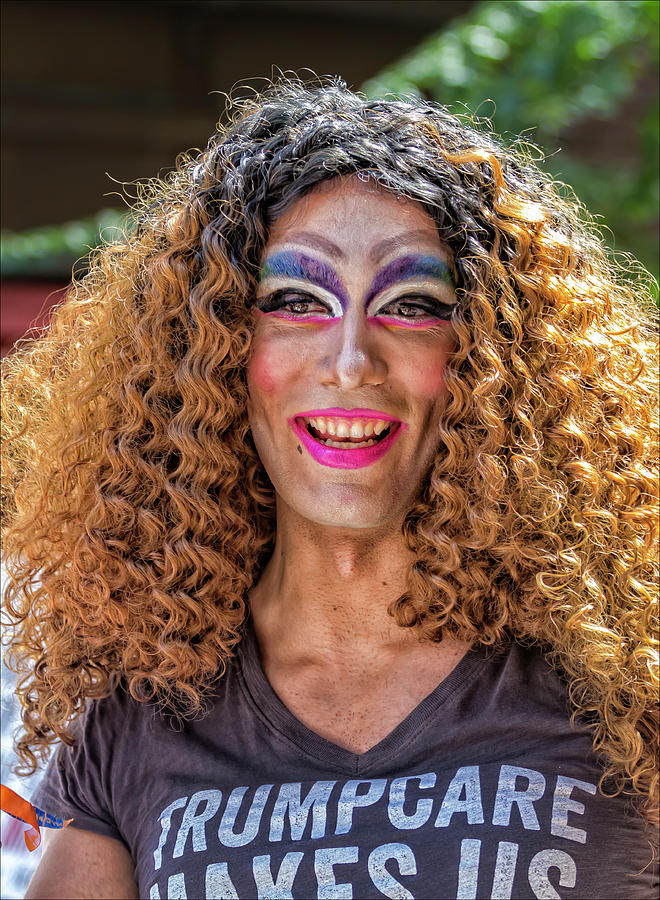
top-left (255, 289), bottom-right (330, 314)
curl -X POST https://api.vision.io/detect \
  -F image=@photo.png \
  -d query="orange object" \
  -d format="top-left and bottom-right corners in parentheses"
top-left (1, 783), bottom-right (41, 850)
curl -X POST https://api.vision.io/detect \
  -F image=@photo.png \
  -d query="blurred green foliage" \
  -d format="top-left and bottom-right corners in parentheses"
top-left (1, 209), bottom-right (128, 279)
top-left (363, 0), bottom-right (659, 289)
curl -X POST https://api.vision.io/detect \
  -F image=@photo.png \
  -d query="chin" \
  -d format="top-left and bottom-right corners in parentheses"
top-left (293, 488), bottom-right (404, 531)
top-left (312, 511), bottom-right (389, 530)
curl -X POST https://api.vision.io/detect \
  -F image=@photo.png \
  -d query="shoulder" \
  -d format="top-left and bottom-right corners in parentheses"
top-left (71, 678), bottom-right (154, 742)
top-left (30, 654), bottom-right (245, 825)
top-left (457, 638), bottom-right (584, 749)
top-left (74, 649), bottom-right (245, 737)
top-left (472, 637), bottom-right (570, 701)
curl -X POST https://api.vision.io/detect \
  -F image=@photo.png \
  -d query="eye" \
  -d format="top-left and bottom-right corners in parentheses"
top-left (376, 295), bottom-right (455, 322)
top-left (255, 290), bottom-right (333, 317)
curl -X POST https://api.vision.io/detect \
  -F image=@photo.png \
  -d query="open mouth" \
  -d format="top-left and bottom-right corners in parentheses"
top-left (289, 413), bottom-right (406, 469)
top-left (296, 417), bottom-right (397, 449)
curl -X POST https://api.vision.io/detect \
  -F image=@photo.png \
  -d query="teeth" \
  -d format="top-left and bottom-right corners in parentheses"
top-left (323, 438), bottom-right (378, 448)
top-left (299, 415), bottom-right (397, 443)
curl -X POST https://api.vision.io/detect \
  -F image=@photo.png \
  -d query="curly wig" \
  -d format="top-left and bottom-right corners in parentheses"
top-left (2, 76), bottom-right (658, 835)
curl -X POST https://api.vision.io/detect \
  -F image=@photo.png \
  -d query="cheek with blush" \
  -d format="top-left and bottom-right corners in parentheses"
top-left (403, 337), bottom-right (454, 402)
top-left (247, 335), bottom-right (296, 398)
top-left (248, 343), bottom-right (280, 396)
top-left (414, 358), bottom-right (449, 398)
top-left (248, 318), bottom-right (315, 402)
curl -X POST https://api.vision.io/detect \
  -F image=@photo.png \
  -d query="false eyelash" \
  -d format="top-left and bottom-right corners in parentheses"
top-left (379, 295), bottom-right (456, 320)
top-left (255, 290), bottom-right (330, 314)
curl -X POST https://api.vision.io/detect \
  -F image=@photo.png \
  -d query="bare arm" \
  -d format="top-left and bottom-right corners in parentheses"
top-left (24, 826), bottom-right (138, 900)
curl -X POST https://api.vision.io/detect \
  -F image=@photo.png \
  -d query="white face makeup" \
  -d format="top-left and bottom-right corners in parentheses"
top-left (246, 175), bottom-right (459, 531)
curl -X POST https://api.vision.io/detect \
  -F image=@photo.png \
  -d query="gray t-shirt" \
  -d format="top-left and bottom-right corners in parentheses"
top-left (32, 620), bottom-right (658, 899)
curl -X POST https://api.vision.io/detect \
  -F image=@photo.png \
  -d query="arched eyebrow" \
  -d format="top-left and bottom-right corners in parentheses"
top-left (259, 250), bottom-right (348, 309)
top-left (364, 255), bottom-right (455, 308)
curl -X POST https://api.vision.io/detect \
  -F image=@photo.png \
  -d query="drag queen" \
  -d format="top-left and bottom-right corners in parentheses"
top-left (2, 77), bottom-right (657, 898)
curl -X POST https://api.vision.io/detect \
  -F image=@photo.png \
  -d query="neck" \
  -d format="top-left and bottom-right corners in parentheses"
top-left (248, 500), bottom-right (422, 668)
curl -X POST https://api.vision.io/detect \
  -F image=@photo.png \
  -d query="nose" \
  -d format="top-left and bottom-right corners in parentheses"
top-left (317, 313), bottom-right (387, 390)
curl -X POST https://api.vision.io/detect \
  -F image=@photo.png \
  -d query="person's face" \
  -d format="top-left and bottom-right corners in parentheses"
top-left (246, 176), bottom-right (459, 530)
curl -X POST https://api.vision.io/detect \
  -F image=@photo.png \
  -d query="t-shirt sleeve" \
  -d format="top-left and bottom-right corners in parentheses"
top-left (30, 695), bottom-right (126, 845)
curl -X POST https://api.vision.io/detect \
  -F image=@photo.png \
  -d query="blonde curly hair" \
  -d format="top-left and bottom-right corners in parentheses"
top-left (2, 77), bottom-right (658, 836)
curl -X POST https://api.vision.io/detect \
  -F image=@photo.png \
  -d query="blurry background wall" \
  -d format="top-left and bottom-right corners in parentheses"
top-left (1, 0), bottom-right (475, 355)
top-left (3, 0), bottom-right (475, 230)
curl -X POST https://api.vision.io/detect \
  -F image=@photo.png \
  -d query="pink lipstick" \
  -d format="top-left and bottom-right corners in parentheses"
top-left (288, 408), bottom-right (407, 469)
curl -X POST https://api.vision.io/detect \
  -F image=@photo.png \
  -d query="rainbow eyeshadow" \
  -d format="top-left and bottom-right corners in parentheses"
top-left (364, 255), bottom-right (454, 308)
top-left (259, 251), bottom-right (349, 310)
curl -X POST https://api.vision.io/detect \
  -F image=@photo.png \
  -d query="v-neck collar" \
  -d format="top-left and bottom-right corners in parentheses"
top-left (237, 614), bottom-right (487, 776)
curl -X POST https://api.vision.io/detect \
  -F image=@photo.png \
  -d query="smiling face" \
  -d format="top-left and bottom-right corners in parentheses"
top-left (246, 176), bottom-right (458, 530)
